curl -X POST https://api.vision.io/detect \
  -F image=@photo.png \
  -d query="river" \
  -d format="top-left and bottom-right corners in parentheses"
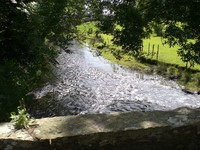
top-left (29, 41), bottom-right (200, 118)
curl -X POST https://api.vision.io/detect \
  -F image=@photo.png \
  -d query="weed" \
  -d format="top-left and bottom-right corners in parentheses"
top-left (192, 73), bottom-right (200, 86)
top-left (10, 99), bottom-right (34, 129)
top-left (181, 71), bottom-right (191, 83)
top-left (167, 66), bottom-right (179, 79)
top-left (155, 64), bottom-right (167, 75)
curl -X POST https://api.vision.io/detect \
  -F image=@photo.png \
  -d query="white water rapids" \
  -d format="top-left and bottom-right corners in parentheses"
top-left (29, 41), bottom-right (200, 118)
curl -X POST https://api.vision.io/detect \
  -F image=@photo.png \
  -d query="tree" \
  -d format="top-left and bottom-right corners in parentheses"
top-left (112, 1), bottom-right (145, 56)
top-left (91, 0), bottom-right (200, 66)
top-left (90, 0), bottom-right (145, 56)
top-left (137, 0), bottom-right (200, 67)
top-left (0, 0), bottom-right (85, 121)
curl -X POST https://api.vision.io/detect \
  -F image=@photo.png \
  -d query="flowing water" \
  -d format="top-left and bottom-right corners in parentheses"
top-left (29, 41), bottom-right (200, 118)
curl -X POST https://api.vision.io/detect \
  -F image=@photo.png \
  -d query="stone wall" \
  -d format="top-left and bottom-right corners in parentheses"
top-left (1, 107), bottom-right (200, 150)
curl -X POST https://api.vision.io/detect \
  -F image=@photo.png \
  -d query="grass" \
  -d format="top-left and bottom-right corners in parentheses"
top-left (97, 33), bottom-right (149, 71)
top-left (101, 50), bottom-right (149, 71)
top-left (143, 36), bottom-right (200, 70)
top-left (76, 22), bottom-right (200, 92)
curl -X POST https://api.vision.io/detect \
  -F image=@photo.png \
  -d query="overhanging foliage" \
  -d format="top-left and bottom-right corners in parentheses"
top-left (90, 0), bottom-right (200, 66)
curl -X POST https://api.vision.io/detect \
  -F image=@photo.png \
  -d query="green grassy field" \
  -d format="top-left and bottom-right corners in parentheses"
top-left (143, 36), bottom-right (200, 70)
top-left (77, 22), bottom-right (200, 69)
top-left (100, 34), bottom-right (200, 70)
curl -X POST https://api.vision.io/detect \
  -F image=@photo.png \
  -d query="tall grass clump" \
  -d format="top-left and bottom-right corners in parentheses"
top-left (192, 73), bottom-right (200, 86)
top-left (166, 66), bottom-right (180, 79)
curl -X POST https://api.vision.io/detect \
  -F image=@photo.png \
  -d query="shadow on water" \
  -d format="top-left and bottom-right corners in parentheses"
top-left (28, 41), bottom-right (200, 119)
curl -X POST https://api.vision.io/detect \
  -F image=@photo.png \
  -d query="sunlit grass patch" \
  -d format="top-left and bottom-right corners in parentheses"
top-left (143, 36), bottom-right (200, 70)
top-left (101, 50), bottom-right (149, 71)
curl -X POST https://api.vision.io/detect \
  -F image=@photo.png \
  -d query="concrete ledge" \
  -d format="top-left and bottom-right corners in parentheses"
top-left (1, 107), bottom-right (200, 149)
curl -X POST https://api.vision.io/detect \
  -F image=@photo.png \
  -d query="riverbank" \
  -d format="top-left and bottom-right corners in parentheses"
top-left (100, 49), bottom-right (200, 94)
top-left (76, 22), bottom-right (200, 93)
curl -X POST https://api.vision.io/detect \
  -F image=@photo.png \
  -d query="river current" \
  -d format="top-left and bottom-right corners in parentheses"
top-left (29, 41), bottom-right (200, 118)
